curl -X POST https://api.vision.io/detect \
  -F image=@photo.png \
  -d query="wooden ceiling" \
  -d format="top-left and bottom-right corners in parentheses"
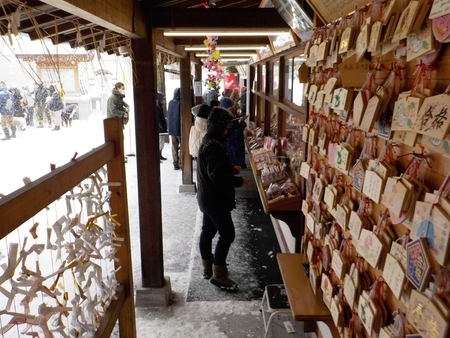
top-left (152, 0), bottom-right (263, 8)
top-left (0, 0), bottom-right (308, 60)
top-left (0, 0), bottom-right (133, 55)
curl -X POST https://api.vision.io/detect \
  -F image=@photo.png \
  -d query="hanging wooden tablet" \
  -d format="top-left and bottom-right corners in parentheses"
top-left (407, 20), bottom-right (435, 62)
top-left (302, 199), bottom-right (312, 216)
top-left (336, 204), bottom-right (351, 230)
top-left (360, 93), bottom-right (382, 132)
top-left (421, 133), bottom-right (450, 158)
top-left (339, 27), bottom-right (354, 54)
top-left (413, 93), bottom-right (450, 139)
top-left (383, 253), bottom-right (406, 299)
top-left (324, 186), bottom-right (337, 210)
top-left (330, 295), bottom-right (344, 331)
top-left (335, 143), bottom-right (353, 175)
top-left (392, 95), bottom-right (424, 131)
top-left (308, 84), bottom-right (318, 103)
top-left (338, 55), bottom-right (372, 87)
top-left (382, 177), bottom-right (409, 217)
top-left (332, 87), bottom-right (352, 111)
top-left (348, 210), bottom-right (364, 240)
top-left (382, 0), bottom-right (397, 25)
top-left (411, 202), bottom-right (450, 266)
top-left (353, 90), bottom-right (369, 127)
top-left (368, 21), bottom-right (383, 52)
top-left (312, 177), bottom-right (326, 204)
top-left (378, 104), bottom-right (394, 140)
top-left (392, 0), bottom-right (421, 43)
top-left (300, 161), bottom-right (312, 179)
top-left (430, 0), bottom-right (450, 19)
top-left (323, 77), bottom-right (338, 95)
top-left (393, 130), bottom-right (418, 146)
top-left (406, 238), bottom-right (432, 291)
top-left (355, 24), bottom-right (369, 63)
top-left (433, 13), bottom-right (450, 42)
top-left (358, 293), bottom-right (376, 336)
top-left (321, 273), bottom-right (333, 308)
top-left (317, 39), bottom-right (330, 62)
top-left (352, 159), bottom-right (366, 193)
top-left (308, 127), bottom-right (318, 146)
top-left (308, 44), bottom-right (319, 67)
top-left (357, 229), bottom-right (384, 269)
top-left (303, 82), bottom-right (311, 98)
top-left (306, 212), bottom-right (316, 234)
top-left (362, 170), bottom-right (384, 204)
top-left (332, 249), bottom-right (348, 280)
top-left (390, 241), bottom-right (407, 271)
top-left (407, 289), bottom-right (449, 338)
top-left (302, 124), bottom-right (310, 143)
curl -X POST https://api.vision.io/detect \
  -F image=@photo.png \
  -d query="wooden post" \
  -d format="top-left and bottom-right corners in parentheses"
top-left (131, 29), bottom-right (165, 288)
top-left (103, 118), bottom-right (137, 338)
top-left (180, 55), bottom-right (194, 188)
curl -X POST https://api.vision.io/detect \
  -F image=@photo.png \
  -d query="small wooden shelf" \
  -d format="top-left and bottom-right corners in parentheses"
top-left (247, 143), bottom-right (304, 252)
top-left (277, 253), bottom-right (341, 337)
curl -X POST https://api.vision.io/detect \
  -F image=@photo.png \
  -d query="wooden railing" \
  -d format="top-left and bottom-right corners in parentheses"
top-left (0, 118), bottom-right (136, 337)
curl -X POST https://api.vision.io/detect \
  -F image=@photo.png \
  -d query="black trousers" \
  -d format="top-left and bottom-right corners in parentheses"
top-left (199, 210), bottom-right (235, 266)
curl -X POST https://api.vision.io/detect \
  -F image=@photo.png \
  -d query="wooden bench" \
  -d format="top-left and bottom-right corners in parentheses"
top-left (277, 253), bottom-right (341, 338)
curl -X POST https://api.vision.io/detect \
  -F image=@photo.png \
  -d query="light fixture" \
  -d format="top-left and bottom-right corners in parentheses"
top-left (164, 30), bottom-right (288, 36)
top-left (195, 53), bottom-right (256, 57)
top-left (185, 45), bottom-right (268, 51)
top-left (219, 58), bottom-right (251, 62)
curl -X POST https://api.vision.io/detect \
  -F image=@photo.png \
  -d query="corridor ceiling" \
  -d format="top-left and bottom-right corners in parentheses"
top-left (0, 0), bottom-right (311, 60)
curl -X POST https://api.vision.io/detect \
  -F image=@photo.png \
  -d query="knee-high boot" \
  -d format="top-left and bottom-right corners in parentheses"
top-left (2, 128), bottom-right (10, 140)
top-left (11, 126), bottom-right (16, 138)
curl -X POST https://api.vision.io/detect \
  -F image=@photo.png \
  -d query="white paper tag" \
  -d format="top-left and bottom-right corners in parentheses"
top-left (283, 321), bottom-right (296, 333)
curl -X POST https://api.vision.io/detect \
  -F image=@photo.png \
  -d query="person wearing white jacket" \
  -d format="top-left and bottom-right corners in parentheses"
top-left (189, 104), bottom-right (211, 158)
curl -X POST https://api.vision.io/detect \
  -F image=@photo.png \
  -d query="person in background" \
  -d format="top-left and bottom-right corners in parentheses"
top-left (210, 99), bottom-right (220, 108)
top-left (33, 82), bottom-right (51, 128)
top-left (61, 104), bottom-right (78, 127)
top-left (219, 97), bottom-right (241, 166)
top-left (167, 87), bottom-right (181, 170)
top-left (107, 82), bottom-right (129, 127)
top-left (222, 89), bottom-right (233, 98)
top-left (196, 107), bottom-right (250, 291)
top-left (189, 104), bottom-right (211, 158)
top-left (239, 86), bottom-right (247, 115)
top-left (230, 88), bottom-right (240, 104)
top-left (157, 92), bottom-right (168, 162)
top-left (10, 88), bottom-right (26, 133)
top-left (48, 85), bottom-right (65, 131)
top-left (203, 89), bottom-right (219, 106)
top-left (0, 82), bottom-right (15, 140)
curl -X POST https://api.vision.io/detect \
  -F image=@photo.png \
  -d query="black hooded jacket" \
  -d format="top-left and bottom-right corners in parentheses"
top-left (196, 107), bottom-right (244, 214)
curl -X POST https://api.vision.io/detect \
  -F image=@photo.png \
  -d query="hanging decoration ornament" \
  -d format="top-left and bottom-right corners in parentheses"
top-left (203, 0), bottom-right (217, 8)
top-left (201, 35), bottom-right (223, 93)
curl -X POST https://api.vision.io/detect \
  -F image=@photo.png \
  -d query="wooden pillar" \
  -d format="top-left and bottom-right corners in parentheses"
top-left (103, 118), bottom-right (137, 338)
top-left (194, 62), bottom-right (203, 106)
top-left (249, 65), bottom-right (255, 122)
top-left (180, 55), bottom-right (194, 189)
top-left (131, 30), bottom-right (165, 288)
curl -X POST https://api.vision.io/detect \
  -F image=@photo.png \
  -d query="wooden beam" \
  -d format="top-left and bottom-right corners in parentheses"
top-left (39, 0), bottom-right (145, 38)
top-left (0, 142), bottom-right (116, 240)
top-left (151, 8), bottom-right (289, 30)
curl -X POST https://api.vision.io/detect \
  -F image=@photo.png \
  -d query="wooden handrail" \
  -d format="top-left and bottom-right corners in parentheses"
top-left (0, 142), bottom-right (116, 240)
top-left (0, 118), bottom-right (136, 337)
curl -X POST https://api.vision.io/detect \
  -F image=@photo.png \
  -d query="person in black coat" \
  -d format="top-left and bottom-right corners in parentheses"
top-left (167, 88), bottom-right (181, 170)
top-left (157, 92), bottom-right (168, 161)
top-left (196, 107), bottom-right (250, 291)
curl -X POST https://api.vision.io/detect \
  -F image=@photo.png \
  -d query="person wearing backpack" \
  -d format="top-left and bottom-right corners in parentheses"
top-left (47, 85), bottom-right (64, 131)
top-left (0, 82), bottom-right (15, 140)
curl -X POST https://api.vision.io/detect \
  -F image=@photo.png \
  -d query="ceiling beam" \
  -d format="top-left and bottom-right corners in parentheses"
top-left (39, 0), bottom-right (144, 38)
top-left (151, 8), bottom-right (289, 30)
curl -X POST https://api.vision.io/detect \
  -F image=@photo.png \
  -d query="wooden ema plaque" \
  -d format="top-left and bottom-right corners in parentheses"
top-left (413, 94), bottom-right (450, 139)
top-left (338, 55), bottom-right (372, 87)
top-left (406, 238), bottom-right (432, 291)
